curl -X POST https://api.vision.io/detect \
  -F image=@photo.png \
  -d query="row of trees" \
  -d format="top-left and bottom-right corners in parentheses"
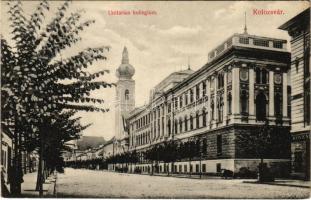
top-left (64, 120), bottom-right (288, 182)
top-left (1, 0), bottom-right (112, 196)
top-left (144, 139), bottom-right (204, 176)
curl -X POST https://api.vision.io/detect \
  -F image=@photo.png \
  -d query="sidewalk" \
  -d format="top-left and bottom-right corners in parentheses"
top-left (243, 179), bottom-right (311, 188)
top-left (21, 171), bottom-right (57, 197)
top-left (112, 171), bottom-right (311, 188)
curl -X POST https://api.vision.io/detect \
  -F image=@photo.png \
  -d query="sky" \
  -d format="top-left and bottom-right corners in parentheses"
top-left (1, 1), bottom-right (308, 140)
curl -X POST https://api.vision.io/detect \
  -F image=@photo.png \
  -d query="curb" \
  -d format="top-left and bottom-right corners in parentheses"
top-left (243, 181), bottom-right (310, 189)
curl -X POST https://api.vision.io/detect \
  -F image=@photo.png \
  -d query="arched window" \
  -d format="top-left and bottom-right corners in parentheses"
top-left (179, 118), bottom-right (183, 133)
top-left (228, 92), bottom-right (232, 114)
top-left (202, 109), bottom-right (206, 127)
top-left (256, 92), bottom-right (267, 121)
top-left (196, 113), bottom-right (200, 129)
top-left (125, 89), bottom-right (130, 100)
top-left (275, 93), bottom-right (282, 117)
top-left (240, 90), bottom-right (248, 114)
top-left (184, 116), bottom-right (188, 131)
top-left (190, 115), bottom-right (194, 130)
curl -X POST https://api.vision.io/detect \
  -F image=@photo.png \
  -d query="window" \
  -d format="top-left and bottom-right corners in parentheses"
top-left (256, 68), bottom-right (268, 84)
top-left (196, 164), bottom-right (199, 173)
top-left (202, 109), bottom-right (206, 127)
top-left (228, 92), bottom-right (232, 114)
top-left (168, 103), bottom-right (171, 113)
top-left (274, 93), bottom-right (282, 117)
top-left (273, 41), bottom-right (282, 49)
top-left (174, 97), bottom-right (178, 109)
top-left (179, 118), bottom-right (183, 133)
top-left (179, 165), bottom-right (182, 173)
top-left (179, 96), bottom-right (183, 108)
top-left (184, 116), bottom-right (188, 131)
top-left (157, 118), bottom-right (160, 135)
top-left (174, 119), bottom-right (178, 134)
top-left (217, 135), bottom-right (222, 155)
top-left (190, 115), bottom-right (194, 130)
top-left (218, 96), bottom-right (223, 122)
top-left (125, 89), bottom-right (130, 100)
top-left (240, 90), bottom-right (248, 114)
top-left (190, 89), bottom-right (194, 103)
top-left (167, 119), bottom-right (171, 136)
top-left (202, 82), bottom-right (206, 97)
top-left (202, 164), bottom-right (206, 173)
top-left (162, 117), bottom-right (164, 135)
top-left (196, 113), bottom-right (200, 129)
top-left (184, 165), bottom-right (187, 173)
top-left (256, 92), bottom-right (267, 121)
top-left (218, 74), bottom-right (224, 89)
top-left (216, 163), bottom-right (222, 173)
top-left (253, 39), bottom-right (269, 47)
top-left (211, 100), bottom-right (215, 120)
top-left (196, 85), bottom-right (200, 100)
top-left (239, 37), bottom-right (249, 44)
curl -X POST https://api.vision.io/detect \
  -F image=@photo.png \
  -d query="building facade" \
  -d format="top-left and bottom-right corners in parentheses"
top-left (126, 32), bottom-right (292, 176)
top-left (279, 8), bottom-right (310, 180)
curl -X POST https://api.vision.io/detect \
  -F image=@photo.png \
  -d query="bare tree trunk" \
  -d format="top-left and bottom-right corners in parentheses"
top-left (36, 131), bottom-right (44, 197)
top-left (167, 163), bottom-right (169, 176)
top-left (259, 157), bottom-right (264, 182)
top-left (11, 124), bottom-right (22, 197)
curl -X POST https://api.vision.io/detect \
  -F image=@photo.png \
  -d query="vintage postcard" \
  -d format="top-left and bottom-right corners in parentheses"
top-left (1, 0), bottom-right (310, 198)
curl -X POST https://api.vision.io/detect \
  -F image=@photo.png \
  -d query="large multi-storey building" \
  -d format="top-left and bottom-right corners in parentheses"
top-left (121, 31), bottom-right (292, 175)
top-left (279, 8), bottom-right (310, 180)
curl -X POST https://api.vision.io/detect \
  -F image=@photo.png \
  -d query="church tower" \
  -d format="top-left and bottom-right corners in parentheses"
top-left (115, 47), bottom-right (135, 144)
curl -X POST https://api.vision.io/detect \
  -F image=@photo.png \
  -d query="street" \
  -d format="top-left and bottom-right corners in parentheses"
top-left (56, 168), bottom-right (310, 198)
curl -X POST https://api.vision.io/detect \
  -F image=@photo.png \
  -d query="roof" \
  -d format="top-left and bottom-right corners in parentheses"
top-left (279, 8), bottom-right (310, 30)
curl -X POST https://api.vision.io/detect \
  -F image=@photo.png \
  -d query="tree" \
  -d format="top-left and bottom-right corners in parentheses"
top-left (235, 120), bottom-right (284, 182)
top-left (1, 0), bottom-right (112, 196)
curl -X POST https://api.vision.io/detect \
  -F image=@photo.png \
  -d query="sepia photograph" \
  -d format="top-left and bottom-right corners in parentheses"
top-left (0, 0), bottom-right (310, 198)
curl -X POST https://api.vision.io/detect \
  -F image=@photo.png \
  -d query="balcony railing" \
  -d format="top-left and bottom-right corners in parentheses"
top-left (208, 34), bottom-right (287, 62)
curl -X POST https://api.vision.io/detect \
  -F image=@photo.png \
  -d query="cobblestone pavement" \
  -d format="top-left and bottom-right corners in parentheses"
top-left (56, 168), bottom-right (310, 198)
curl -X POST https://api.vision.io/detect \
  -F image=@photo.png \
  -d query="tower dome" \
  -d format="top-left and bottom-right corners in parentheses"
top-left (116, 47), bottom-right (135, 79)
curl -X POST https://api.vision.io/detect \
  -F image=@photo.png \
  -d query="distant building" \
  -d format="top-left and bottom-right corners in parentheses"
top-left (125, 31), bottom-right (292, 175)
top-left (1, 128), bottom-right (13, 194)
top-left (279, 8), bottom-right (310, 180)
